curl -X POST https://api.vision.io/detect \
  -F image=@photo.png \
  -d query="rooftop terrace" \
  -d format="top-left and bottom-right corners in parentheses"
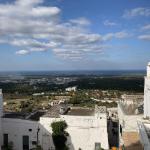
top-left (44, 105), bottom-right (95, 117)
top-left (66, 107), bottom-right (94, 116)
top-left (3, 110), bottom-right (46, 121)
top-left (119, 101), bottom-right (143, 115)
top-left (3, 104), bottom-right (106, 119)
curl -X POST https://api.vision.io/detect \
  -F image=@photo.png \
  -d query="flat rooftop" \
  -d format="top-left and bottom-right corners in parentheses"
top-left (3, 111), bottom-right (46, 121)
top-left (3, 105), bottom-right (104, 119)
top-left (3, 112), bottom-right (26, 119)
top-left (44, 105), bottom-right (60, 118)
top-left (119, 102), bottom-right (143, 115)
top-left (67, 107), bottom-right (94, 116)
top-left (44, 105), bottom-right (95, 118)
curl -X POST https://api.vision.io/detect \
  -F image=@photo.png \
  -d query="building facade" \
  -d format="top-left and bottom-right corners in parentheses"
top-left (0, 90), bottom-right (3, 149)
top-left (144, 62), bottom-right (150, 118)
top-left (118, 62), bottom-right (150, 150)
top-left (137, 62), bottom-right (150, 150)
top-left (0, 90), bottom-right (109, 150)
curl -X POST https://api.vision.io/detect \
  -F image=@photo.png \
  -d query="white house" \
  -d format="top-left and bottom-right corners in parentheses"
top-left (39, 106), bottom-right (109, 150)
top-left (65, 86), bottom-right (77, 92)
top-left (0, 89), bottom-right (109, 150)
top-left (137, 62), bottom-right (150, 150)
top-left (118, 62), bottom-right (150, 150)
top-left (144, 62), bottom-right (150, 118)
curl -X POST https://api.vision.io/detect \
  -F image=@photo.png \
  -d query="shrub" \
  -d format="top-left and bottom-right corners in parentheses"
top-left (51, 121), bottom-right (67, 136)
top-left (51, 121), bottom-right (68, 150)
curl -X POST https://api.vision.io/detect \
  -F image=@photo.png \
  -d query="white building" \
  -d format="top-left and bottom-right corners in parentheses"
top-left (118, 83), bottom-right (144, 149)
top-left (40, 106), bottom-right (109, 150)
top-left (118, 62), bottom-right (150, 150)
top-left (144, 62), bottom-right (150, 118)
top-left (65, 86), bottom-right (77, 92)
top-left (137, 62), bottom-right (150, 150)
top-left (121, 94), bottom-right (143, 105)
top-left (0, 89), bottom-right (109, 150)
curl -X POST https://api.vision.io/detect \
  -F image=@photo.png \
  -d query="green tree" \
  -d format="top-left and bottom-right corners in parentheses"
top-left (51, 121), bottom-right (68, 150)
top-left (70, 92), bottom-right (89, 104)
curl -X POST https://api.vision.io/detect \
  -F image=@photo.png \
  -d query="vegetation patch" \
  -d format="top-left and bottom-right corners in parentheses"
top-left (51, 121), bottom-right (68, 150)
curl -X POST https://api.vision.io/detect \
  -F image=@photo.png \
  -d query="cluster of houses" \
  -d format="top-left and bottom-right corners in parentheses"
top-left (1, 62), bottom-right (150, 150)
top-left (0, 91), bottom-right (109, 150)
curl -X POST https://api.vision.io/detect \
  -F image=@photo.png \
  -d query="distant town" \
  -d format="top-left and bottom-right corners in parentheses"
top-left (0, 70), bottom-right (144, 114)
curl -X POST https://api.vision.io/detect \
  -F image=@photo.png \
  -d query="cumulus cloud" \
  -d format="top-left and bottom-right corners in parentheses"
top-left (70, 17), bottom-right (91, 26)
top-left (15, 0), bottom-right (43, 7)
top-left (11, 39), bottom-right (58, 51)
top-left (138, 35), bottom-right (150, 41)
top-left (123, 7), bottom-right (150, 18)
top-left (103, 31), bottom-right (130, 41)
top-left (141, 24), bottom-right (150, 30)
top-left (16, 50), bottom-right (29, 55)
top-left (0, 0), bottom-right (129, 60)
top-left (103, 20), bottom-right (117, 26)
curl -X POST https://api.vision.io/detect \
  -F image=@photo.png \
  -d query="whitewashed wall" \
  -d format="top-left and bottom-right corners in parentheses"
top-left (144, 77), bottom-right (150, 118)
top-left (1, 114), bottom-right (109, 150)
top-left (118, 103), bottom-right (142, 132)
top-left (40, 113), bottom-right (109, 150)
top-left (1, 84), bottom-right (109, 150)
top-left (2, 118), bottom-right (38, 150)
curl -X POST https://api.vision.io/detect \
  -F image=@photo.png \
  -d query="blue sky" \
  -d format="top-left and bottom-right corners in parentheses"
top-left (0, 0), bottom-right (150, 71)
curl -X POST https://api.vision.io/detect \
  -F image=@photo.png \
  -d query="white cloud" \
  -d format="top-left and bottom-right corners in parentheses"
top-left (0, 0), bottom-right (129, 60)
top-left (11, 39), bottom-right (58, 51)
top-left (103, 20), bottom-right (117, 26)
top-left (115, 31), bottom-right (129, 38)
top-left (15, 0), bottom-right (43, 7)
top-left (103, 31), bottom-right (130, 41)
top-left (141, 24), bottom-right (150, 30)
top-left (70, 17), bottom-right (91, 26)
top-left (138, 35), bottom-right (150, 41)
top-left (31, 7), bottom-right (61, 17)
top-left (16, 50), bottom-right (29, 55)
top-left (123, 7), bottom-right (150, 18)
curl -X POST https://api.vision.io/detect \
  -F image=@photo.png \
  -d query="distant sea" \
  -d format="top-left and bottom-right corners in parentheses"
top-left (0, 70), bottom-right (146, 77)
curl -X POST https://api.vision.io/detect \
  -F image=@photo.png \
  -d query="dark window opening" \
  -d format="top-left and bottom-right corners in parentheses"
top-left (32, 141), bottom-right (37, 145)
top-left (23, 135), bottom-right (29, 150)
top-left (95, 142), bottom-right (101, 150)
top-left (3, 134), bottom-right (8, 146)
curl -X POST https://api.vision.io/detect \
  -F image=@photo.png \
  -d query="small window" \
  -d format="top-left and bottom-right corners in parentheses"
top-left (95, 143), bottom-right (101, 150)
top-left (28, 129), bottom-right (32, 132)
top-left (32, 141), bottom-right (37, 145)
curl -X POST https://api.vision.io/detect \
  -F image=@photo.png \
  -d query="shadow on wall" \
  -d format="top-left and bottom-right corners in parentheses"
top-left (39, 123), bottom-right (54, 150)
top-left (66, 135), bottom-right (75, 150)
top-left (39, 123), bottom-right (75, 150)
